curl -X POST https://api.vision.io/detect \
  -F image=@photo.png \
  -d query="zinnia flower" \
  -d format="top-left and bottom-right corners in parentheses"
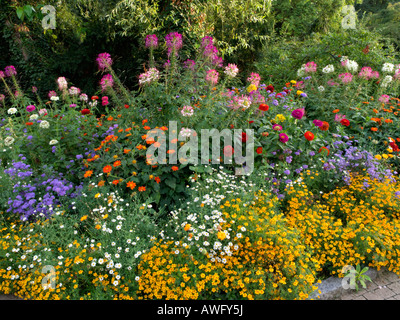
top-left (259, 104), bottom-right (269, 111)
top-left (340, 119), bottom-right (350, 126)
top-left (304, 131), bottom-right (314, 141)
top-left (26, 105), bottom-right (36, 112)
top-left (291, 108), bottom-right (305, 120)
top-left (279, 133), bottom-right (289, 143)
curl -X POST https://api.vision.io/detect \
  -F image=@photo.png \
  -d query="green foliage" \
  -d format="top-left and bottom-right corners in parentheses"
top-left (255, 26), bottom-right (399, 85)
top-left (364, 2), bottom-right (400, 50)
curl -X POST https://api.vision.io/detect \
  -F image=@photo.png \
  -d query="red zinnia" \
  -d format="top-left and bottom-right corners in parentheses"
top-left (319, 121), bottom-right (330, 131)
top-left (259, 104), bottom-right (269, 111)
top-left (340, 119), bottom-right (350, 127)
top-left (319, 146), bottom-right (330, 156)
top-left (241, 132), bottom-right (247, 143)
top-left (304, 131), bottom-right (314, 141)
top-left (256, 147), bottom-right (263, 154)
top-left (266, 85), bottom-right (274, 92)
top-left (81, 108), bottom-right (90, 115)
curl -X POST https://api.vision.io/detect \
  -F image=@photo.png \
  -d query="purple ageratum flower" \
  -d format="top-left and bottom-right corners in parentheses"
top-left (4, 66), bottom-right (17, 77)
top-left (284, 169), bottom-right (291, 175)
top-left (96, 52), bottom-right (113, 71)
top-left (291, 108), bottom-right (305, 120)
top-left (279, 133), bottom-right (289, 143)
top-left (100, 74), bottom-right (113, 91)
top-left (26, 105), bottom-right (36, 112)
top-left (165, 32), bottom-right (183, 57)
top-left (145, 34), bottom-right (158, 49)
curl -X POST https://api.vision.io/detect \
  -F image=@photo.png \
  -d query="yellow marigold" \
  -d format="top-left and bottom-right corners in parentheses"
top-left (80, 215), bottom-right (88, 222)
top-left (375, 155), bottom-right (382, 160)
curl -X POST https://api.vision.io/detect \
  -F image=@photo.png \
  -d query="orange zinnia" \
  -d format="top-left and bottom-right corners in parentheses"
top-left (103, 165), bottom-right (112, 173)
top-left (371, 127), bottom-right (378, 132)
top-left (113, 160), bottom-right (121, 167)
top-left (112, 180), bottom-right (120, 185)
top-left (98, 180), bottom-right (105, 187)
top-left (319, 121), bottom-right (329, 131)
top-left (84, 170), bottom-right (93, 178)
top-left (172, 166), bottom-right (179, 171)
top-left (332, 109), bottom-right (340, 113)
top-left (138, 186), bottom-right (146, 192)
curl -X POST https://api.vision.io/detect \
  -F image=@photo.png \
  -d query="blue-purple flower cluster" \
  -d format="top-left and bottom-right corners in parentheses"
top-left (4, 155), bottom-right (82, 221)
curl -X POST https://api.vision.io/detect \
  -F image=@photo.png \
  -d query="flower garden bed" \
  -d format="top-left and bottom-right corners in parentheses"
top-left (1, 32), bottom-right (400, 300)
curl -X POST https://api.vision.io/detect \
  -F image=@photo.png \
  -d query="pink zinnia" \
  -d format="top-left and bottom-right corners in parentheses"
top-left (4, 66), bottom-right (17, 77)
top-left (291, 108), bottom-right (305, 120)
top-left (96, 52), bottom-right (113, 71)
top-left (279, 133), bottom-right (289, 143)
top-left (100, 74), bottom-right (113, 91)
top-left (48, 90), bottom-right (57, 98)
top-left (26, 105), bottom-right (36, 112)
top-left (273, 124), bottom-right (282, 131)
top-left (313, 119), bottom-right (323, 127)
top-left (39, 108), bottom-right (48, 115)
top-left (205, 69), bottom-right (219, 85)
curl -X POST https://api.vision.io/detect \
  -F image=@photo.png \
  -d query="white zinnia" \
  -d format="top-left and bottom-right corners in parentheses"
top-left (39, 120), bottom-right (50, 129)
top-left (49, 139), bottom-right (58, 145)
top-left (29, 114), bottom-right (39, 120)
top-left (4, 136), bottom-right (15, 146)
top-left (7, 108), bottom-right (17, 115)
top-left (50, 96), bottom-right (59, 101)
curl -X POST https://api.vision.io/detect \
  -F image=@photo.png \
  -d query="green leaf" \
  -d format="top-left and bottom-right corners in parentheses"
top-left (16, 7), bottom-right (24, 20)
top-left (165, 178), bottom-right (176, 190)
top-left (23, 5), bottom-right (33, 17)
